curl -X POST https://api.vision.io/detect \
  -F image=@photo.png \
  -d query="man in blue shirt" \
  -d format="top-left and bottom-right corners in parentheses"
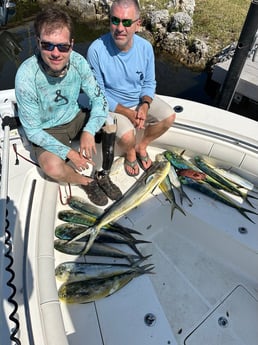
top-left (15, 7), bottom-right (121, 206)
top-left (87, 0), bottom-right (176, 176)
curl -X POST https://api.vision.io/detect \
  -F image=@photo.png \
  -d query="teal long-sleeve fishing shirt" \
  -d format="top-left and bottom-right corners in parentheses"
top-left (15, 51), bottom-right (108, 160)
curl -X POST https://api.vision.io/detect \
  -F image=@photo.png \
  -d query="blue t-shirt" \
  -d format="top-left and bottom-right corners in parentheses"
top-left (15, 51), bottom-right (108, 160)
top-left (87, 33), bottom-right (156, 112)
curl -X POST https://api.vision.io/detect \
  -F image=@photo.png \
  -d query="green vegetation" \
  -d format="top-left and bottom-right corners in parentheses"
top-left (141, 0), bottom-right (252, 58)
top-left (192, 0), bottom-right (251, 56)
top-left (11, 0), bottom-right (252, 59)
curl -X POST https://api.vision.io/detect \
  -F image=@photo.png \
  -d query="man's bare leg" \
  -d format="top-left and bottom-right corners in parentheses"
top-left (38, 151), bottom-right (108, 206)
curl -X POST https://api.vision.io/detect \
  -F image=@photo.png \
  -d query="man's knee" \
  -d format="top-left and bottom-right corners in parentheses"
top-left (38, 153), bottom-right (64, 179)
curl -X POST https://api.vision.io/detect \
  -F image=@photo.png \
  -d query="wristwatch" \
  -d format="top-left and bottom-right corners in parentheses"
top-left (141, 100), bottom-right (150, 109)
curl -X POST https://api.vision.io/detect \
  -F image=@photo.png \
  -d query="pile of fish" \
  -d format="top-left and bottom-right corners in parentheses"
top-left (160, 149), bottom-right (258, 223)
top-left (54, 152), bottom-right (257, 303)
top-left (54, 159), bottom-right (170, 304)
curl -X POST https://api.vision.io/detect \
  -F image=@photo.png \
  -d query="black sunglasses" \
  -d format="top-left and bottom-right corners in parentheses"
top-left (39, 40), bottom-right (71, 53)
top-left (110, 16), bottom-right (139, 27)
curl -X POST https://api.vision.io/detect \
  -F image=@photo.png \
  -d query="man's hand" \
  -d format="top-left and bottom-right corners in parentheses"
top-left (135, 103), bottom-right (149, 129)
top-left (66, 131), bottom-right (96, 171)
top-left (115, 104), bottom-right (146, 129)
top-left (80, 131), bottom-right (97, 159)
top-left (66, 148), bottom-right (94, 171)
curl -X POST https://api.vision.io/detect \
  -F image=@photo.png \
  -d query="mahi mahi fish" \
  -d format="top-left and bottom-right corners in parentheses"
top-left (58, 209), bottom-right (142, 236)
top-left (55, 258), bottom-right (153, 282)
top-left (55, 223), bottom-right (150, 257)
top-left (213, 168), bottom-right (258, 193)
top-left (163, 149), bottom-right (200, 171)
top-left (156, 153), bottom-right (186, 218)
top-left (159, 174), bottom-right (186, 220)
top-left (180, 176), bottom-right (258, 223)
top-left (194, 156), bottom-right (258, 208)
top-left (54, 239), bottom-right (148, 263)
top-left (58, 266), bottom-right (154, 304)
top-left (68, 160), bottom-right (170, 254)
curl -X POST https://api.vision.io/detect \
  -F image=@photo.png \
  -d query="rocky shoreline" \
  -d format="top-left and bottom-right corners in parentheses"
top-left (37, 0), bottom-right (212, 71)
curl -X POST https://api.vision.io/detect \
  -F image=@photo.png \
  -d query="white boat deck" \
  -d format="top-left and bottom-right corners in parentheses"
top-left (1, 93), bottom-right (258, 345)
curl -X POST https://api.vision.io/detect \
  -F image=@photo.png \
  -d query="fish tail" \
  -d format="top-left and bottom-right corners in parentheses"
top-left (246, 193), bottom-right (258, 200)
top-left (143, 265), bottom-right (156, 274)
top-left (171, 202), bottom-right (186, 220)
top-left (245, 196), bottom-right (256, 209)
top-left (131, 257), bottom-right (151, 267)
top-left (181, 189), bottom-right (193, 206)
top-left (109, 224), bottom-right (143, 236)
top-left (127, 242), bottom-right (148, 258)
top-left (138, 263), bottom-right (155, 270)
top-left (131, 254), bottom-right (152, 263)
top-left (133, 239), bottom-right (152, 244)
top-left (133, 264), bottom-right (155, 275)
top-left (239, 207), bottom-right (257, 224)
top-left (120, 227), bottom-right (143, 235)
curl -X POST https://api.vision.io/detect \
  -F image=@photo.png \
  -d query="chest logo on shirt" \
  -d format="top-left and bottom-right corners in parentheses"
top-left (54, 90), bottom-right (68, 105)
top-left (136, 71), bottom-right (144, 81)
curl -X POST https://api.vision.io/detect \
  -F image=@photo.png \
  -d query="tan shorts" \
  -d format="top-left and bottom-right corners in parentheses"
top-left (32, 110), bottom-right (88, 159)
top-left (109, 95), bottom-right (173, 138)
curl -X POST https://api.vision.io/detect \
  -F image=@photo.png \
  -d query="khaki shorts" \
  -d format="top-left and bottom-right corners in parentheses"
top-left (110, 94), bottom-right (173, 139)
top-left (32, 110), bottom-right (88, 159)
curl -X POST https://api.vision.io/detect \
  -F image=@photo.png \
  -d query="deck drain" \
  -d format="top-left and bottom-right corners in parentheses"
top-left (144, 313), bottom-right (156, 326)
top-left (238, 227), bottom-right (248, 234)
top-left (218, 316), bottom-right (229, 328)
top-left (173, 105), bottom-right (183, 113)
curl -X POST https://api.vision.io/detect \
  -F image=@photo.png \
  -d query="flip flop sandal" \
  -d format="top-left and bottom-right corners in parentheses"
top-left (136, 153), bottom-right (152, 171)
top-left (124, 159), bottom-right (139, 177)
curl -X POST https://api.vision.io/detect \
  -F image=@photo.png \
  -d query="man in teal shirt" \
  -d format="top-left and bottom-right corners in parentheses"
top-left (15, 7), bottom-right (121, 206)
top-left (87, 0), bottom-right (175, 176)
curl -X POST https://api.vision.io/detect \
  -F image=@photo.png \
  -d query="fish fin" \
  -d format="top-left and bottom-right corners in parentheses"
top-left (171, 202), bottom-right (186, 220)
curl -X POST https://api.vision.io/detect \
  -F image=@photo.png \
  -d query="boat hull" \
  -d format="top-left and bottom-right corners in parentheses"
top-left (1, 91), bottom-right (258, 345)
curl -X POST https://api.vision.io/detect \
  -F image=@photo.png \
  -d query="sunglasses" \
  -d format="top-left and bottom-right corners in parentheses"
top-left (39, 40), bottom-right (71, 53)
top-left (110, 16), bottom-right (139, 27)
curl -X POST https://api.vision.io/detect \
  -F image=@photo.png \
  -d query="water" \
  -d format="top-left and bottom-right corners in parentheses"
top-left (0, 21), bottom-right (213, 102)
top-left (1, 21), bottom-right (256, 121)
